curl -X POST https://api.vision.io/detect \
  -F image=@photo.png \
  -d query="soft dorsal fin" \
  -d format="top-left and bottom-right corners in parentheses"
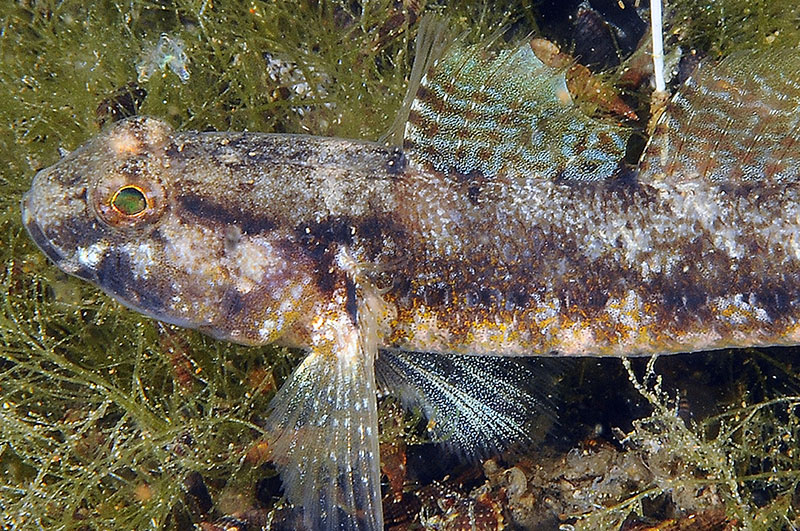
top-left (402, 40), bottom-right (630, 182)
top-left (639, 50), bottom-right (800, 185)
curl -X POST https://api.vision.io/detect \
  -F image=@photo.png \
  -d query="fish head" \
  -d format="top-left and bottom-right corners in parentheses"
top-left (22, 116), bottom-right (315, 345)
top-left (23, 117), bottom-right (171, 280)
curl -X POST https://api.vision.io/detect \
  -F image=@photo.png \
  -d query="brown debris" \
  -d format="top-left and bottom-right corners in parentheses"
top-left (157, 322), bottom-right (199, 394)
top-left (382, 437), bottom-right (409, 503)
top-left (417, 479), bottom-right (507, 531)
top-left (531, 38), bottom-right (638, 121)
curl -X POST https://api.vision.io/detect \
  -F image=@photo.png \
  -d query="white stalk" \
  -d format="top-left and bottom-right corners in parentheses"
top-left (650, 0), bottom-right (666, 92)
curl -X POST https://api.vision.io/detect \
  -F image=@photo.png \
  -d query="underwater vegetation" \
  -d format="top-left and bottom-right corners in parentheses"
top-left (2, 0), bottom-right (800, 529)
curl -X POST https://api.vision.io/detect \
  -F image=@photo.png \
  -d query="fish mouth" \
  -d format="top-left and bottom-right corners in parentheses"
top-left (21, 190), bottom-right (96, 281)
top-left (21, 190), bottom-right (65, 264)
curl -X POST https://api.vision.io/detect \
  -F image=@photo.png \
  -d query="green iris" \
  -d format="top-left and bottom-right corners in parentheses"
top-left (112, 186), bottom-right (147, 216)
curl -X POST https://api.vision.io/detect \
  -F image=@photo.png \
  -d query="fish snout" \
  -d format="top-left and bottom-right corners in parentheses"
top-left (21, 166), bottom-right (101, 281)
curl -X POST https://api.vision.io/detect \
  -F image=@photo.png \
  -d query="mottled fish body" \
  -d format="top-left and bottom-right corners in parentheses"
top-left (21, 35), bottom-right (800, 530)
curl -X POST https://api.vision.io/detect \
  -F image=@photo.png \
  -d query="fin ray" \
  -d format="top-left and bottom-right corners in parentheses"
top-left (376, 351), bottom-right (555, 459)
top-left (403, 40), bottom-right (629, 182)
top-left (640, 50), bottom-right (800, 185)
top-left (381, 15), bottom-right (453, 146)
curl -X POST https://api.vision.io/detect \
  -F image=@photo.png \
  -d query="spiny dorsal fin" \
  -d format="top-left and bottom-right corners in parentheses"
top-left (639, 49), bottom-right (800, 185)
top-left (381, 16), bottom-right (453, 146)
top-left (403, 40), bottom-right (630, 182)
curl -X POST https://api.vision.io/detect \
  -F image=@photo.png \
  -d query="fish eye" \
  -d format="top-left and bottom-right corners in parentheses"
top-left (92, 173), bottom-right (166, 229)
top-left (111, 185), bottom-right (148, 217)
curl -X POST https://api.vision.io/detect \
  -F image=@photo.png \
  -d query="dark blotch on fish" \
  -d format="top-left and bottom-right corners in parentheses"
top-left (96, 248), bottom-right (164, 311)
top-left (178, 195), bottom-right (277, 235)
top-left (386, 147), bottom-right (407, 175)
top-left (345, 276), bottom-right (358, 323)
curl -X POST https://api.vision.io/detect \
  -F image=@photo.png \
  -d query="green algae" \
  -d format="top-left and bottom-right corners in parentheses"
top-left (597, 356), bottom-right (800, 529)
top-left (1, 0), bottom-right (800, 528)
top-left (670, 0), bottom-right (800, 57)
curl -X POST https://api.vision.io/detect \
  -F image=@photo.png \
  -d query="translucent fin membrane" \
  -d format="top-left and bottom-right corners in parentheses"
top-left (403, 42), bottom-right (629, 181)
top-left (265, 332), bottom-right (382, 529)
top-left (376, 351), bottom-right (554, 459)
top-left (640, 50), bottom-right (800, 185)
top-left (381, 16), bottom-right (452, 146)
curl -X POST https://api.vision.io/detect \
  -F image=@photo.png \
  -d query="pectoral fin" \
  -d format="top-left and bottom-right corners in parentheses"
top-left (265, 309), bottom-right (383, 530)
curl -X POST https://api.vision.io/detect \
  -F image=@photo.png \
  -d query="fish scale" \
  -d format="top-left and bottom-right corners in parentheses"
top-left (21, 32), bottom-right (800, 530)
